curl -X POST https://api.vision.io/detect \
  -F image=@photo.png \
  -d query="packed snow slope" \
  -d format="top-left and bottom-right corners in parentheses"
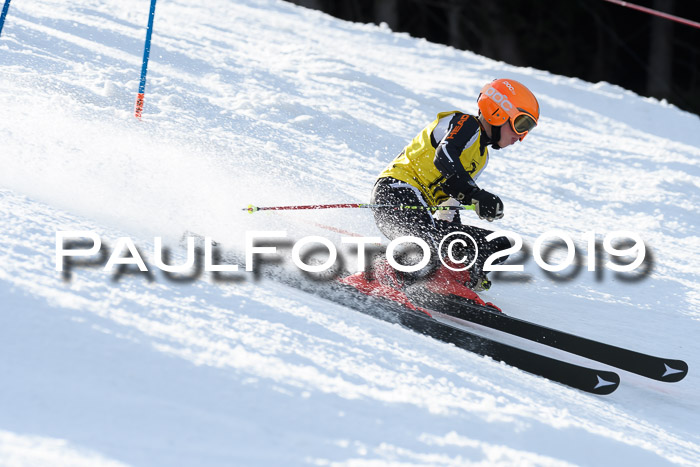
top-left (1, 0), bottom-right (700, 465)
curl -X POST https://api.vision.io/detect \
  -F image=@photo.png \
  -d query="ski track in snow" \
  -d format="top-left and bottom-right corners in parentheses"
top-left (1, 0), bottom-right (699, 465)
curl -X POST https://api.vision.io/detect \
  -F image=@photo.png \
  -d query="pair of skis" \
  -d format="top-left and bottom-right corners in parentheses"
top-left (336, 281), bottom-right (687, 395)
top-left (242, 202), bottom-right (688, 393)
top-left (191, 230), bottom-right (687, 395)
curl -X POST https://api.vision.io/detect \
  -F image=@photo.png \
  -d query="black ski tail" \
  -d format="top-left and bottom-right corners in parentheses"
top-left (423, 293), bottom-right (688, 383)
top-left (332, 281), bottom-right (621, 395)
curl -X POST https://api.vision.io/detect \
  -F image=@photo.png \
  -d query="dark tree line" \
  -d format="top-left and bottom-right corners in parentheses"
top-left (286, 0), bottom-right (700, 117)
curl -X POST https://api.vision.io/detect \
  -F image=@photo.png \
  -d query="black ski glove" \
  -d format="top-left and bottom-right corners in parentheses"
top-left (471, 189), bottom-right (504, 221)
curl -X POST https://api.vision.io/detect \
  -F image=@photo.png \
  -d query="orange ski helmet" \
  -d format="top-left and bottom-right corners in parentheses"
top-left (477, 79), bottom-right (539, 141)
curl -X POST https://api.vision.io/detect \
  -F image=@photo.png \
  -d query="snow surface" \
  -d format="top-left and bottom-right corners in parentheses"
top-left (1, 0), bottom-right (699, 465)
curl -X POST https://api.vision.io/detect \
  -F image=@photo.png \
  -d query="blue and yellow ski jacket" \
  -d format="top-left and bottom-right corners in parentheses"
top-left (378, 111), bottom-right (491, 206)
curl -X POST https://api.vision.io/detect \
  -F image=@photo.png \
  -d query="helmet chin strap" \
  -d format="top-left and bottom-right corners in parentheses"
top-left (478, 112), bottom-right (502, 150)
top-left (490, 124), bottom-right (502, 150)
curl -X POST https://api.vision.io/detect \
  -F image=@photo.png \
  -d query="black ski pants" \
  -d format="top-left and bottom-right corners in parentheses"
top-left (370, 177), bottom-right (511, 275)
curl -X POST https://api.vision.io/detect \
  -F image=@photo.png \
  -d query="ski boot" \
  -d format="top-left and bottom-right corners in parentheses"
top-left (465, 266), bottom-right (491, 292)
top-left (365, 255), bottom-right (406, 290)
top-left (406, 260), bottom-right (501, 312)
top-left (338, 256), bottom-right (426, 312)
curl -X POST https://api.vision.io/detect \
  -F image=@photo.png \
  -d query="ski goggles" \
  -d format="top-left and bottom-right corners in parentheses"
top-left (508, 110), bottom-right (538, 139)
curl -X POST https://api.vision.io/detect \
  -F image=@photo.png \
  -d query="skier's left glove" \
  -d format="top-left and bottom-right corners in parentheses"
top-left (471, 189), bottom-right (504, 222)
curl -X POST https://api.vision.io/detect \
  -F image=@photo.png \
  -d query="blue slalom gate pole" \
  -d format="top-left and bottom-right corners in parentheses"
top-left (134, 0), bottom-right (158, 119)
top-left (0, 0), bottom-right (12, 37)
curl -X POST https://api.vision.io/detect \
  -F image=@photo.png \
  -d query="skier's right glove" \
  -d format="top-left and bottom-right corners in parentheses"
top-left (471, 189), bottom-right (504, 222)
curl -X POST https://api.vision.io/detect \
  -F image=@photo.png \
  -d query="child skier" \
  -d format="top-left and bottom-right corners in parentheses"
top-left (367, 78), bottom-right (540, 302)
